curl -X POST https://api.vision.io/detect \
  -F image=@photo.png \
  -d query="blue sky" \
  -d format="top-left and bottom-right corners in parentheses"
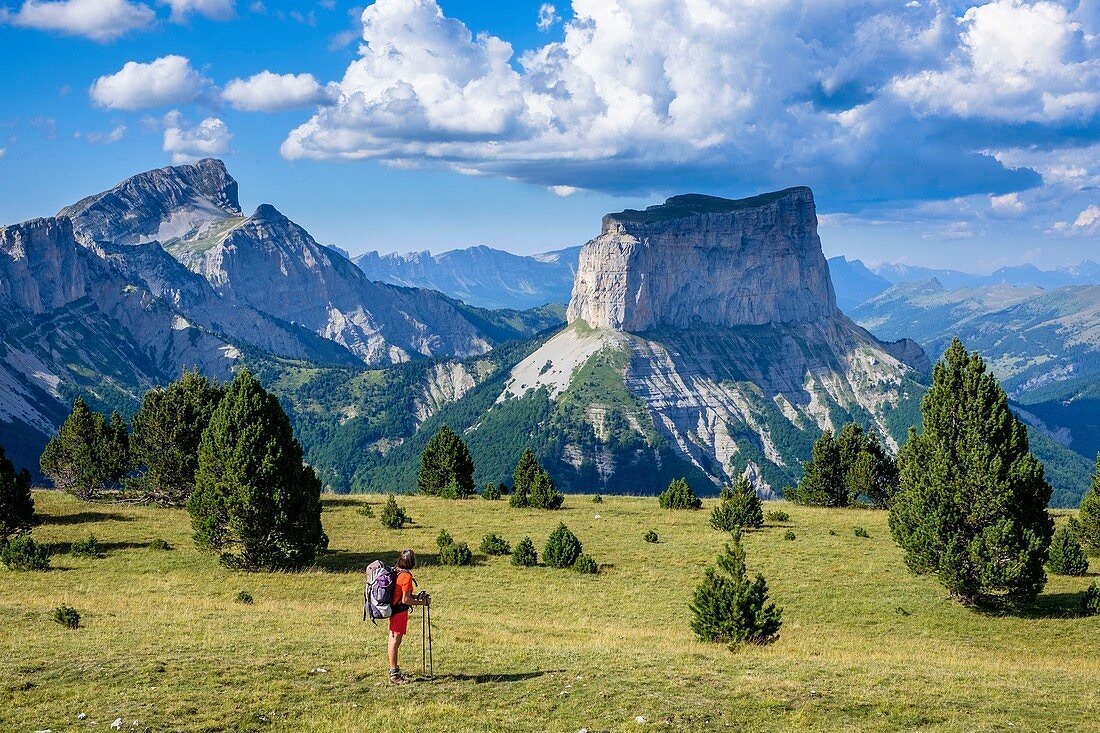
top-left (0, 0), bottom-right (1097, 271)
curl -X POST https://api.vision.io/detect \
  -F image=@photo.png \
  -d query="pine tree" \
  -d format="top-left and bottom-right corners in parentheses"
top-left (1079, 452), bottom-right (1100, 555)
top-left (511, 536), bottom-right (538, 567)
top-left (0, 445), bottom-right (34, 538)
top-left (659, 477), bottom-right (701, 510)
top-left (379, 494), bottom-right (410, 529)
top-left (416, 425), bottom-right (475, 498)
top-left (711, 476), bottom-right (763, 531)
top-left (510, 448), bottom-right (540, 508)
top-left (40, 397), bottom-right (105, 498)
top-left (787, 429), bottom-right (842, 506)
top-left (889, 339), bottom-right (1053, 604)
top-left (690, 530), bottom-right (782, 645)
top-left (98, 410), bottom-right (132, 488)
top-left (187, 368), bottom-right (328, 571)
top-left (530, 467), bottom-right (564, 510)
top-left (543, 522), bottom-right (583, 568)
top-left (131, 370), bottom-right (224, 506)
top-left (1046, 524), bottom-right (1090, 576)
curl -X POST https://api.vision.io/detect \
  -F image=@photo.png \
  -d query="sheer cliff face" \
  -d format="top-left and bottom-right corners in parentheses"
top-left (567, 188), bottom-right (838, 331)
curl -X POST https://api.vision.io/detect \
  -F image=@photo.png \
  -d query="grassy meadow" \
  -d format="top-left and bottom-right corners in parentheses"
top-left (2, 491), bottom-right (1098, 732)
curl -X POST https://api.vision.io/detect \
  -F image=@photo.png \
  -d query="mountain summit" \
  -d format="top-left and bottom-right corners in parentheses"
top-left (568, 187), bottom-right (835, 330)
top-left (486, 187), bottom-right (929, 495)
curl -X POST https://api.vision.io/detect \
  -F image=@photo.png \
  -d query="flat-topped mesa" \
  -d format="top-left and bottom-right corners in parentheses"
top-left (566, 186), bottom-right (839, 331)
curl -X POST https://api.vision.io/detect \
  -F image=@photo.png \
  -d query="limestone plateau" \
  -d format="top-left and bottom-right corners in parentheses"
top-left (494, 187), bottom-right (930, 495)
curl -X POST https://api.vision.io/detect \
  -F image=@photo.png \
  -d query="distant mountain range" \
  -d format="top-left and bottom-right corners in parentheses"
top-left (0, 160), bottom-right (559, 473)
top-left (352, 242), bottom-right (1100, 317)
top-left (354, 245), bottom-right (582, 311)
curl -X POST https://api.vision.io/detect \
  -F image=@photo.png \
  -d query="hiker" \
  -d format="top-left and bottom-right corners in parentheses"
top-left (388, 549), bottom-right (430, 685)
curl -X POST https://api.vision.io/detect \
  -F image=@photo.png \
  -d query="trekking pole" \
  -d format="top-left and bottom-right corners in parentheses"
top-left (421, 602), bottom-right (427, 677)
top-left (427, 601), bottom-right (434, 678)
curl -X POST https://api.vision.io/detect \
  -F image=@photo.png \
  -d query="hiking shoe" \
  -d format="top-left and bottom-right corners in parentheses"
top-left (389, 671), bottom-right (410, 685)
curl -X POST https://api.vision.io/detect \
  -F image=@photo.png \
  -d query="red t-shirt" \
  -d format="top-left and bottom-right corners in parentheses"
top-left (393, 570), bottom-right (414, 609)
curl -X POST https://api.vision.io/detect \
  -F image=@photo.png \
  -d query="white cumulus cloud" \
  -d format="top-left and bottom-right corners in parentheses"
top-left (222, 71), bottom-right (331, 111)
top-left (163, 110), bottom-right (231, 163)
top-left (76, 124), bottom-right (127, 143)
top-left (159, 0), bottom-right (235, 22)
top-left (280, 0), bottom-right (1095, 209)
top-left (536, 3), bottom-right (558, 32)
top-left (0, 0), bottom-right (155, 42)
top-left (90, 55), bottom-right (211, 110)
top-left (1073, 205), bottom-right (1100, 229)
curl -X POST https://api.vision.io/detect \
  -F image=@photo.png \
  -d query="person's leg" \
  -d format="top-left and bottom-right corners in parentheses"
top-left (388, 630), bottom-right (403, 669)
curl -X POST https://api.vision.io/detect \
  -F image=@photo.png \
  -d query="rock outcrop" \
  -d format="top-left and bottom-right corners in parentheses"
top-left (567, 188), bottom-right (836, 330)
top-left (59, 158), bottom-right (241, 245)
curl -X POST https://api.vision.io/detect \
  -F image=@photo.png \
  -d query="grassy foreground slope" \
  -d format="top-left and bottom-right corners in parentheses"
top-left (2, 492), bottom-right (1097, 732)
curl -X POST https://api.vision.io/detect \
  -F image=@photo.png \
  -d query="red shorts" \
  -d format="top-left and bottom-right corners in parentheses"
top-left (388, 610), bottom-right (409, 635)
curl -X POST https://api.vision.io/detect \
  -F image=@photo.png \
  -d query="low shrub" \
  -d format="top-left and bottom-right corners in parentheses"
top-left (359, 503), bottom-right (375, 518)
top-left (149, 538), bottom-right (172, 551)
top-left (828, 529), bottom-right (838, 536)
top-left (1047, 525), bottom-right (1090, 576)
top-left (235, 591), bottom-right (254, 604)
top-left (512, 537), bottom-right (538, 567)
top-left (379, 494), bottom-right (410, 529)
top-left (1, 535), bottom-right (50, 571)
top-left (783, 530), bottom-right (796, 541)
top-left (573, 553), bottom-right (598, 574)
top-left (70, 534), bottom-right (104, 558)
top-left (482, 482), bottom-right (502, 501)
top-left (765, 510), bottom-right (790, 523)
top-left (544, 523), bottom-right (583, 568)
top-left (1083, 583), bottom-right (1100, 616)
top-left (440, 541), bottom-right (473, 566)
top-left (644, 530), bottom-right (659, 543)
top-left (53, 605), bottom-right (80, 629)
top-left (690, 530), bottom-right (782, 646)
top-left (436, 529), bottom-right (453, 550)
top-left (480, 533), bottom-right (511, 556)
top-left (854, 526), bottom-right (869, 538)
top-left (592, 494), bottom-right (603, 504)
top-left (658, 478), bottom-right (701, 510)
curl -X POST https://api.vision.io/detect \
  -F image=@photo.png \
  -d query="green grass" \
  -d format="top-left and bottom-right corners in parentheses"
top-left (3, 491), bottom-right (1098, 732)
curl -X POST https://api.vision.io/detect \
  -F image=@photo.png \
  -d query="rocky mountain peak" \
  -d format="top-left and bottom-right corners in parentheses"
top-left (59, 158), bottom-right (242, 246)
top-left (568, 186), bottom-right (837, 331)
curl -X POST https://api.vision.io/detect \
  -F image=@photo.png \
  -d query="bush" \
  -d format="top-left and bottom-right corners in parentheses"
top-left (854, 526), bottom-right (869, 538)
top-left (544, 523), bottom-right (583, 568)
top-left (379, 494), bottom-right (410, 529)
top-left (1083, 583), bottom-right (1100, 616)
top-left (511, 536), bottom-right (538, 567)
top-left (53, 605), bottom-right (80, 629)
top-left (235, 591), bottom-right (254, 604)
top-left (1047, 525), bottom-right (1089, 576)
top-left (149, 538), bottom-right (172, 551)
top-left (644, 530), bottom-right (659, 543)
top-left (440, 541), bottom-right (473, 566)
top-left (784, 530), bottom-right (796, 541)
top-left (710, 477), bottom-right (763, 531)
top-left (829, 529), bottom-right (838, 536)
top-left (2, 535), bottom-right (50, 571)
top-left (482, 482), bottom-right (502, 501)
top-left (480, 533), bottom-right (511, 556)
top-left (1080, 454), bottom-right (1100, 554)
top-left (512, 449), bottom-right (563, 509)
top-left (359, 503), bottom-right (375, 518)
top-left (70, 534), bottom-right (104, 558)
top-left (0, 445), bottom-right (34, 539)
top-left (658, 478), bottom-right (701, 510)
top-left (187, 369), bottom-right (327, 570)
top-left (765, 510), bottom-right (790, 523)
top-left (573, 553), bottom-right (598, 574)
top-left (690, 530), bottom-right (782, 645)
top-left (436, 529), bottom-right (453, 550)
top-left (593, 494), bottom-right (603, 504)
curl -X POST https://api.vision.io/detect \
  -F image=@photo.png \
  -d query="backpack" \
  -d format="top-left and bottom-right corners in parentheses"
top-left (363, 560), bottom-right (411, 623)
